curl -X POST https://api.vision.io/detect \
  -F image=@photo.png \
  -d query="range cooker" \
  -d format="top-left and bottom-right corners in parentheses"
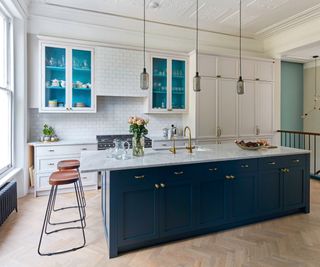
top-left (97, 135), bottom-right (152, 150)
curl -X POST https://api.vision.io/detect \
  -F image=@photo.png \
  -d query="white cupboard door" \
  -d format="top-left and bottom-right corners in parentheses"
top-left (255, 61), bottom-right (274, 82)
top-left (199, 54), bottom-right (217, 77)
top-left (218, 79), bottom-right (238, 138)
top-left (242, 59), bottom-right (255, 80)
top-left (197, 78), bottom-right (217, 139)
top-left (255, 81), bottom-right (273, 136)
top-left (238, 81), bottom-right (255, 137)
top-left (217, 57), bottom-right (238, 79)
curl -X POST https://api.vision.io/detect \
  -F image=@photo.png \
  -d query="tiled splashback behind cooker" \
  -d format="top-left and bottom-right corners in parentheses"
top-left (28, 97), bottom-right (183, 141)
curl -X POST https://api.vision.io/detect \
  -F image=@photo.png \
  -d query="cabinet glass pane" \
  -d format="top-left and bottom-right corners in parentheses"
top-left (72, 49), bottom-right (92, 108)
top-left (171, 60), bottom-right (185, 110)
top-left (152, 58), bottom-right (167, 109)
top-left (45, 47), bottom-right (66, 108)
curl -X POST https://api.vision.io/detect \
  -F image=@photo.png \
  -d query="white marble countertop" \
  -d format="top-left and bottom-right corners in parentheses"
top-left (80, 143), bottom-right (310, 173)
top-left (29, 139), bottom-right (97, 147)
top-left (150, 136), bottom-right (196, 141)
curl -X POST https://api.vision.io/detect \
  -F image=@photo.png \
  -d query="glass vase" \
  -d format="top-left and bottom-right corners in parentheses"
top-left (132, 135), bottom-right (144, 157)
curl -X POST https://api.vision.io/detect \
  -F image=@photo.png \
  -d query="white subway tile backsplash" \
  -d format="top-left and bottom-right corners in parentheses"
top-left (29, 97), bottom-right (183, 141)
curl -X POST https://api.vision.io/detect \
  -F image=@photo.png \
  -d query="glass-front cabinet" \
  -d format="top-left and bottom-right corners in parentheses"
top-left (149, 55), bottom-right (187, 113)
top-left (41, 42), bottom-right (95, 113)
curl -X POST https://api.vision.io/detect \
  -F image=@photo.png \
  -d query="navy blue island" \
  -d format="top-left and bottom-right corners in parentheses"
top-left (80, 144), bottom-right (310, 258)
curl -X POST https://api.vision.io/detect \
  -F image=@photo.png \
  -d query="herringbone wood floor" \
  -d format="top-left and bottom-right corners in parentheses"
top-left (2, 180), bottom-right (320, 267)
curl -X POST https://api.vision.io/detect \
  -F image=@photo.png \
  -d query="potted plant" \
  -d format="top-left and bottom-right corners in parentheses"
top-left (41, 124), bottom-right (55, 142)
top-left (128, 116), bottom-right (149, 156)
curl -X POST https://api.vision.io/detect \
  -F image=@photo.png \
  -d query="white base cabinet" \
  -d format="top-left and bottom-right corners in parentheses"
top-left (32, 143), bottom-right (98, 197)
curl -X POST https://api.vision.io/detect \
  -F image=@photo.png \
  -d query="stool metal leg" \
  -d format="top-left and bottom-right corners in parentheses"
top-left (47, 181), bottom-right (86, 232)
top-left (38, 181), bottom-right (86, 256)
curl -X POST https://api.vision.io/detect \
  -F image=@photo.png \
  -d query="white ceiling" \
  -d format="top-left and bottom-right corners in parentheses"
top-left (32, 0), bottom-right (320, 37)
top-left (283, 42), bottom-right (320, 63)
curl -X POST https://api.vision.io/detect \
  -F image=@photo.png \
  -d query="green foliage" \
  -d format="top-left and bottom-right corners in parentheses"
top-left (42, 124), bottom-right (55, 136)
top-left (129, 124), bottom-right (148, 139)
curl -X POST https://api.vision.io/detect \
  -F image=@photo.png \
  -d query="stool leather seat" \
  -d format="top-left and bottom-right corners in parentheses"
top-left (49, 170), bottom-right (79, 186)
top-left (57, 159), bottom-right (80, 170)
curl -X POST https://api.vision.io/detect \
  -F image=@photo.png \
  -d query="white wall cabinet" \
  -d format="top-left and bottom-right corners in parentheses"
top-left (40, 41), bottom-right (96, 113)
top-left (145, 54), bottom-right (188, 113)
top-left (185, 52), bottom-right (274, 143)
top-left (218, 79), bottom-right (238, 138)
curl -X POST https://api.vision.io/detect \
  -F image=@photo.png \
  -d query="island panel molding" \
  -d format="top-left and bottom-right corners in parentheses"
top-left (80, 144), bottom-right (310, 258)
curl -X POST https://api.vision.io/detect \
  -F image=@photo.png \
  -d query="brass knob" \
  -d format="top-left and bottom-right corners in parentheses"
top-left (286, 168), bottom-right (290, 173)
top-left (160, 183), bottom-right (165, 188)
top-left (230, 175), bottom-right (235, 179)
top-left (155, 184), bottom-right (160, 189)
top-left (225, 175), bottom-right (231, 180)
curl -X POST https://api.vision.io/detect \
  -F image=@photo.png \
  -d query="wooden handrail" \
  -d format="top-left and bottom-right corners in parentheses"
top-left (277, 130), bottom-right (320, 137)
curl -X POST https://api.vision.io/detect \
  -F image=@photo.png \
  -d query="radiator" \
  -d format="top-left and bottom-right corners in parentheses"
top-left (0, 180), bottom-right (17, 226)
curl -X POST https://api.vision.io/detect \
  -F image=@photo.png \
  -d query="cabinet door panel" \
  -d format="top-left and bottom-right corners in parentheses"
top-left (198, 176), bottom-right (227, 228)
top-left (217, 57), bottom-right (238, 79)
top-left (199, 54), bottom-right (217, 77)
top-left (171, 59), bottom-right (186, 110)
top-left (238, 81), bottom-right (255, 136)
top-left (160, 178), bottom-right (194, 237)
top-left (230, 173), bottom-right (256, 220)
top-left (197, 78), bottom-right (217, 139)
top-left (242, 59), bottom-right (255, 80)
top-left (284, 167), bottom-right (305, 210)
top-left (255, 81), bottom-right (273, 136)
top-left (256, 61), bottom-right (274, 82)
top-left (258, 170), bottom-right (282, 215)
top-left (152, 57), bottom-right (168, 110)
top-left (218, 79), bottom-right (238, 138)
top-left (118, 184), bottom-right (159, 246)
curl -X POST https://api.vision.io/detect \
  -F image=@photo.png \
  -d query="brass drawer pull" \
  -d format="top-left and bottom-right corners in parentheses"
top-left (155, 184), bottom-right (160, 189)
top-left (268, 162), bottom-right (276, 165)
top-left (216, 75), bottom-right (221, 78)
top-left (174, 171), bottom-right (184, 175)
top-left (48, 163), bottom-right (55, 166)
top-left (209, 168), bottom-right (218, 172)
top-left (82, 176), bottom-right (87, 179)
top-left (230, 175), bottom-right (236, 179)
top-left (81, 148), bottom-right (87, 151)
top-left (225, 175), bottom-right (231, 180)
top-left (160, 183), bottom-right (166, 188)
top-left (134, 175), bottom-right (145, 179)
top-left (48, 149), bottom-right (55, 152)
top-left (292, 159), bottom-right (300, 163)
top-left (241, 164), bottom-right (249, 168)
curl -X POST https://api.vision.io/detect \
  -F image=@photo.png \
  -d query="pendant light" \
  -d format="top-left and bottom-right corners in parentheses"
top-left (140, 0), bottom-right (149, 90)
top-left (302, 55), bottom-right (319, 119)
top-left (237, 0), bottom-right (244, 95)
top-left (193, 0), bottom-right (201, 92)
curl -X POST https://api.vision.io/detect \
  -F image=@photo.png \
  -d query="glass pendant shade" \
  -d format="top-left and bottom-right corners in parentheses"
top-left (140, 68), bottom-right (149, 90)
top-left (237, 76), bottom-right (244, 95)
top-left (193, 72), bottom-right (201, 92)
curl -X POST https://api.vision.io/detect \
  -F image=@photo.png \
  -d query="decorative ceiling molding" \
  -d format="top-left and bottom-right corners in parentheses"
top-left (255, 3), bottom-right (320, 39)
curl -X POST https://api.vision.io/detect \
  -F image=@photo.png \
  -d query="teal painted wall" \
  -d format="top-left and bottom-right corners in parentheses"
top-left (281, 61), bottom-right (304, 131)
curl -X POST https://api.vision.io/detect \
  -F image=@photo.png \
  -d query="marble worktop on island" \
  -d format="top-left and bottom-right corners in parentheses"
top-left (80, 143), bottom-right (310, 173)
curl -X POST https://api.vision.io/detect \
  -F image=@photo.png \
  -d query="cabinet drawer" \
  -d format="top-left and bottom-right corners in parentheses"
top-left (36, 144), bottom-right (96, 157)
top-left (259, 157), bottom-right (282, 170)
top-left (234, 159), bottom-right (257, 172)
top-left (38, 158), bottom-right (63, 172)
top-left (81, 172), bottom-right (97, 185)
top-left (284, 155), bottom-right (305, 167)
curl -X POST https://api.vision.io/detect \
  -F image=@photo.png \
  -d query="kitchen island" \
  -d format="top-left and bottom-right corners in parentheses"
top-left (80, 143), bottom-right (310, 258)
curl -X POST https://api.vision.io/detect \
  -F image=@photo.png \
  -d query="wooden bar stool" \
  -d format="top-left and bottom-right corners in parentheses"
top-left (38, 170), bottom-right (86, 256)
top-left (51, 160), bottom-right (86, 216)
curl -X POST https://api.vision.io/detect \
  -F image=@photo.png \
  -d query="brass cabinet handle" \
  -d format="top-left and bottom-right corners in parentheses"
top-left (160, 183), bottom-right (166, 188)
top-left (217, 127), bottom-right (222, 137)
top-left (167, 108), bottom-right (173, 111)
top-left (174, 171), bottom-right (184, 175)
top-left (48, 163), bottom-right (55, 166)
top-left (66, 107), bottom-right (69, 111)
top-left (82, 176), bottom-right (87, 179)
top-left (134, 175), bottom-right (145, 179)
top-left (256, 126), bottom-right (260, 135)
top-left (225, 175), bottom-right (231, 180)
top-left (268, 162), bottom-right (276, 165)
top-left (216, 75), bottom-right (221, 78)
top-left (286, 168), bottom-right (290, 173)
top-left (255, 78), bottom-right (260, 81)
top-left (48, 149), bottom-right (55, 152)
top-left (209, 168), bottom-right (218, 172)
top-left (81, 148), bottom-right (87, 151)
top-left (230, 175), bottom-right (236, 179)
top-left (292, 159), bottom-right (300, 163)
top-left (241, 164), bottom-right (249, 168)
top-left (155, 184), bottom-right (160, 189)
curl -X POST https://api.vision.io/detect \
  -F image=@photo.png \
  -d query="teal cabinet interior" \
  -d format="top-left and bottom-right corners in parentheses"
top-left (150, 55), bottom-right (187, 112)
top-left (41, 42), bottom-right (95, 112)
top-left (104, 154), bottom-right (310, 258)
